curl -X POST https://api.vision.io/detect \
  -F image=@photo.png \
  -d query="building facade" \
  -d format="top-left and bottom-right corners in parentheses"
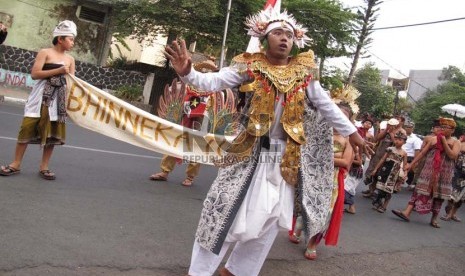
top-left (0, 0), bottom-right (114, 65)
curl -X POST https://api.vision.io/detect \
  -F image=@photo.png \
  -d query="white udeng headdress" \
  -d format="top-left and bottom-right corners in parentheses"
top-left (245, 8), bottom-right (310, 48)
top-left (53, 20), bottom-right (77, 38)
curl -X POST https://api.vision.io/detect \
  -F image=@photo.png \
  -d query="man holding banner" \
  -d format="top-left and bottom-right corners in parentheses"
top-left (165, 7), bottom-right (371, 276)
top-left (0, 20), bottom-right (77, 180)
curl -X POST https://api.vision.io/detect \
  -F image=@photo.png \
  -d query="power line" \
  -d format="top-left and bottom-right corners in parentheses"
top-left (311, 15), bottom-right (465, 33)
top-left (372, 17), bottom-right (465, 31)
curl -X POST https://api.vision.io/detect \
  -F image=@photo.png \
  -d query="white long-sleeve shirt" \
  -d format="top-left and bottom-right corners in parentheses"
top-left (181, 67), bottom-right (356, 138)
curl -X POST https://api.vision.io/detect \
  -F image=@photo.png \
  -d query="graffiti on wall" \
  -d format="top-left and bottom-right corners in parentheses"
top-left (0, 69), bottom-right (37, 89)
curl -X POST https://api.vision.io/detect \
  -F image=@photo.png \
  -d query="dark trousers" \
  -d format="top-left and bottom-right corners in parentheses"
top-left (406, 156), bottom-right (415, 185)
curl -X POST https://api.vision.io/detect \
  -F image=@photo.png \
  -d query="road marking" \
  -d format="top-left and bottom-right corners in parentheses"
top-left (0, 110), bottom-right (24, 117)
top-left (0, 110), bottom-right (78, 125)
top-left (0, 136), bottom-right (161, 160)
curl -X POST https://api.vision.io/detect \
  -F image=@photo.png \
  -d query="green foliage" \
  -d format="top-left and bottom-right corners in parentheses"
top-left (320, 66), bottom-right (347, 91)
top-left (352, 63), bottom-right (396, 119)
top-left (107, 0), bottom-right (360, 64)
top-left (439, 65), bottom-right (465, 86)
top-left (411, 66), bottom-right (465, 135)
top-left (347, 0), bottom-right (383, 84)
top-left (396, 97), bottom-right (415, 115)
top-left (284, 0), bottom-right (358, 70)
top-left (352, 0), bottom-right (382, 53)
top-left (113, 84), bottom-right (144, 102)
top-left (107, 56), bottom-right (128, 69)
top-left (109, 0), bottom-right (262, 61)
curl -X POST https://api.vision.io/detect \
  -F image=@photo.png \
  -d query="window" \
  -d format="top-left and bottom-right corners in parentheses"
top-left (76, 5), bottom-right (106, 24)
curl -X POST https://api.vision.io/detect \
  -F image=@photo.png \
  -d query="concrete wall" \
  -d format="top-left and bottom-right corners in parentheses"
top-left (0, 0), bottom-right (110, 64)
top-left (0, 44), bottom-right (147, 92)
top-left (407, 70), bottom-right (444, 102)
top-left (111, 33), bottom-right (168, 67)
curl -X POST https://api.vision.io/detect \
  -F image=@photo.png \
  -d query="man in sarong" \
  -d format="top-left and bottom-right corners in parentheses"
top-left (392, 117), bottom-right (460, 228)
top-left (441, 133), bottom-right (465, 222)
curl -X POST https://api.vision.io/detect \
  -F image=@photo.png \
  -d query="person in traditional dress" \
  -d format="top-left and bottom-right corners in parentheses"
top-left (303, 103), bottom-right (354, 260)
top-left (392, 117), bottom-right (460, 228)
top-left (0, 20), bottom-right (76, 180)
top-left (164, 8), bottom-right (370, 276)
top-left (370, 130), bottom-right (408, 213)
top-left (410, 119), bottom-right (442, 188)
top-left (357, 114), bottom-right (375, 142)
top-left (149, 61), bottom-right (219, 187)
top-left (345, 114), bottom-right (375, 214)
top-left (441, 133), bottom-right (465, 222)
top-left (289, 101), bottom-right (356, 260)
top-left (362, 117), bottom-right (406, 198)
top-left (344, 143), bottom-right (363, 214)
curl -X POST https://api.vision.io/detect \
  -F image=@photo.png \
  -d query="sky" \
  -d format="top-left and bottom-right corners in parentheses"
top-left (328, 0), bottom-right (465, 78)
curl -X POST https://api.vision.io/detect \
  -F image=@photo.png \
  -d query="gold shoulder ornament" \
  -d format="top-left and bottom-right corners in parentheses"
top-left (226, 51), bottom-right (321, 186)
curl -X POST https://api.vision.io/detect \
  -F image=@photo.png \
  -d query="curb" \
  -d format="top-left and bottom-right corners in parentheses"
top-left (1, 96), bottom-right (27, 105)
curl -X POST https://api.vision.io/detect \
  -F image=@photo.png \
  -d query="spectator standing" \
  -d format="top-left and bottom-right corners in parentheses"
top-left (402, 121), bottom-right (422, 190)
top-left (0, 21), bottom-right (8, 44)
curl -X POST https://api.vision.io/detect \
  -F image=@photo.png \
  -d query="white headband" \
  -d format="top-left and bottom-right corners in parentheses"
top-left (53, 20), bottom-right (77, 38)
top-left (265, 21), bottom-right (294, 35)
top-left (245, 9), bottom-right (310, 49)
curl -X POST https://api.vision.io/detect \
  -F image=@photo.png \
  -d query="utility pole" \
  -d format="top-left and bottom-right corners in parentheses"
top-left (219, 0), bottom-right (233, 69)
top-left (393, 88), bottom-right (400, 115)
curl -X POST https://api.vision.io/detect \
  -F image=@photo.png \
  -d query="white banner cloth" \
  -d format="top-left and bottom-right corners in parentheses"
top-left (65, 75), bottom-right (231, 165)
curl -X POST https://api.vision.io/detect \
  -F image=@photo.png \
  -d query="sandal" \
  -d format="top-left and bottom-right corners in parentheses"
top-left (182, 176), bottom-right (194, 187)
top-left (377, 207), bottom-right (386, 213)
top-left (391, 209), bottom-right (410, 222)
top-left (0, 165), bottom-right (21, 176)
top-left (39, 169), bottom-right (56, 180)
top-left (430, 221), bottom-right (441, 228)
top-left (451, 216), bottom-right (462, 222)
top-left (289, 233), bottom-right (300, 244)
top-left (304, 248), bottom-right (317, 260)
top-left (362, 192), bottom-right (373, 198)
top-left (149, 172), bottom-right (168, 181)
top-left (344, 208), bottom-right (356, 214)
top-left (440, 216), bottom-right (451, 221)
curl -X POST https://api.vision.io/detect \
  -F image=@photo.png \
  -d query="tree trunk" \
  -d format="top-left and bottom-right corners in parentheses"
top-left (347, 0), bottom-right (376, 85)
top-left (319, 57), bottom-right (325, 76)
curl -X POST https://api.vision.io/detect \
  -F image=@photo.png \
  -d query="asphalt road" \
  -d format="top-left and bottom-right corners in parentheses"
top-left (0, 101), bottom-right (464, 276)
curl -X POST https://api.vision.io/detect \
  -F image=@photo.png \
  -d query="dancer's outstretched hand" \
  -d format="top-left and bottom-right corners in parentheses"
top-left (164, 39), bottom-right (192, 77)
top-left (349, 132), bottom-right (375, 156)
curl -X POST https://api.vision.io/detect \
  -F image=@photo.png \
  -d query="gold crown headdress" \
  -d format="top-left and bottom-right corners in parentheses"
top-left (245, 8), bottom-right (310, 48)
top-left (330, 85), bottom-right (360, 116)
